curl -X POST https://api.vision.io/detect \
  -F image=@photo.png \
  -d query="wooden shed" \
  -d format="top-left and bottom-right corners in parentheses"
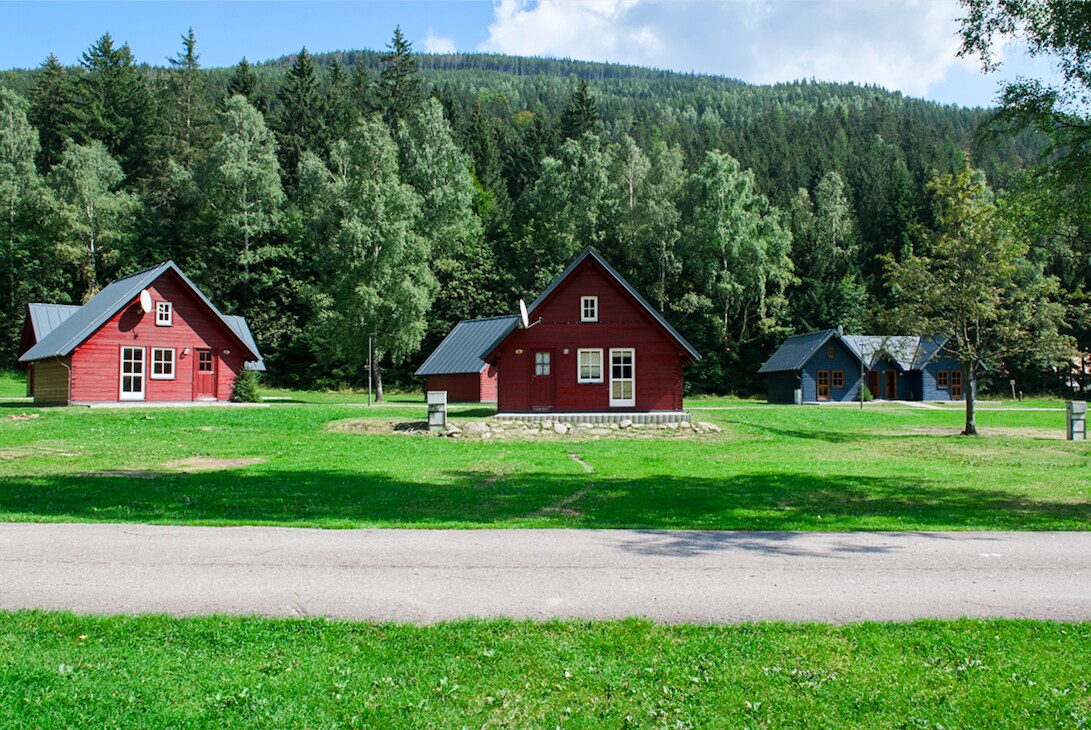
top-left (414, 315), bottom-right (518, 402)
top-left (17, 261), bottom-right (263, 405)
top-left (481, 248), bottom-right (700, 414)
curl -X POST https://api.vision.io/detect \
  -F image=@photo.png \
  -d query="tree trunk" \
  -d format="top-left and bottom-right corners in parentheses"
top-left (374, 359), bottom-right (384, 404)
top-left (963, 363), bottom-right (978, 436)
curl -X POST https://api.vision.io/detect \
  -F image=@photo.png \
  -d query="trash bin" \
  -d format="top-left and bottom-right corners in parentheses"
top-left (1066, 401), bottom-right (1086, 441)
top-left (427, 391), bottom-right (447, 431)
top-left (793, 388), bottom-right (802, 405)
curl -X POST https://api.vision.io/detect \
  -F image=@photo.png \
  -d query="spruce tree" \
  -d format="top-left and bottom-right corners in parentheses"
top-left (28, 54), bottom-right (76, 172)
top-left (378, 26), bottom-right (423, 129)
top-left (272, 47), bottom-right (326, 188)
top-left (560, 78), bottom-right (599, 140)
top-left (160, 28), bottom-right (213, 171)
top-left (227, 57), bottom-right (266, 112)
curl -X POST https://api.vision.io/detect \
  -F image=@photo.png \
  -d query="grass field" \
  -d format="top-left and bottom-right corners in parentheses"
top-left (0, 386), bottom-right (1086, 530)
top-left (0, 611), bottom-right (1087, 728)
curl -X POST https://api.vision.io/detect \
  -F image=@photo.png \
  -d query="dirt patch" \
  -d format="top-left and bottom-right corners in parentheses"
top-left (7, 413), bottom-right (39, 421)
top-left (163, 456), bottom-right (266, 472)
top-left (0, 449), bottom-right (34, 460)
top-left (328, 419), bottom-right (429, 435)
top-left (912, 426), bottom-right (1063, 440)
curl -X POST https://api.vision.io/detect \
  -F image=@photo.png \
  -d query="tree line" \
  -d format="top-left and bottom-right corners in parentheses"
top-left (0, 26), bottom-right (1081, 395)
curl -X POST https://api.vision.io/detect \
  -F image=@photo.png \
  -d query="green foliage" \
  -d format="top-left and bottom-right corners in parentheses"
top-left (27, 54), bottom-right (76, 172)
top-left (47, 140), bottom-right (139, 298)
top-left (272, 48), bottom-right (325, 187)
top-left (886, 163), bottom-right (1069, 434)
top-left (378, 26), bottom-right (423, 129)
top-left (559, 77), bottom-right (600, 140)
top-left (229, 368), bottom-right (261, 402)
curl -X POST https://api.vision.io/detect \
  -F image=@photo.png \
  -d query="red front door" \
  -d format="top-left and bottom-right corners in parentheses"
top-left (195, 349), bottom-right (217, 399)
top-left (530, 349), bottom-right (555, 410)
top-left (885, 371), bottom-right (897, 400)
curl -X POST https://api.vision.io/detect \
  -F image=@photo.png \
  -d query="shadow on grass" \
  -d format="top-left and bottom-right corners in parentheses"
top-left (0, 467), bottom-right (1087, 532)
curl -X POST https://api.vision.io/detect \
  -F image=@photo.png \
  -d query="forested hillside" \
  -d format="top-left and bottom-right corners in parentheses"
top-left (0, 29), bottom-right (1066, 395)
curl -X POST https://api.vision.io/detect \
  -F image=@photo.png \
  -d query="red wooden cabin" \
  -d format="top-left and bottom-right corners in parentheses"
top-left (18, 261), bottom-right (263, 405)
top-left (482, 248), bottom-right (700, 413)
top-left (415, 316), bottom-right (517, 403)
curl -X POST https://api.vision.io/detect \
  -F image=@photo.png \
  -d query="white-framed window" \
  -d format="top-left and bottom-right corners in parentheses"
top-left (609, 348), bottom-right (635, 407)
top-left (581, 296), bottom-right (598, 322)
top-left (151, 348), bottom-right (176, 380)
top-left (156, 301), bottom-right (173, 326)
top-left (119, 346), bottom-right (145, 401)
top-left (577, 348), bottom-right (603, 383)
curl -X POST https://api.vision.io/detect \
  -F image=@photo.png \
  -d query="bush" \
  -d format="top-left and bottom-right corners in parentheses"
top-left (231, 369), bottom-right (262, 403)
top-left (860, 385), bottom-right (873, 402)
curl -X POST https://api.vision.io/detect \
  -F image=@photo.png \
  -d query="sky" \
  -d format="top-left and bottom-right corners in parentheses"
top-left (0, 0), bottom-right (1059, 109)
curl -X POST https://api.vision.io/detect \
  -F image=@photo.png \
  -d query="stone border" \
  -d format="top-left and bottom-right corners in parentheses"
top-left (443, 418), bottom-right (722, 439)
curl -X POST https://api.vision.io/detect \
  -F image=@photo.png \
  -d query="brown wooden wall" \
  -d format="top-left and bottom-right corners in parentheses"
top-left (68, 270), bottom-right (248, 403)
top-left (493, 261), bottom-right (687, 412)
top-left (30, 358), bottom-right (71, 405)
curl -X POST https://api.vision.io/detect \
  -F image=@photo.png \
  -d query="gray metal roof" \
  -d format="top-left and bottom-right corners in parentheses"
top-left (416, 316), bottom-right (520, 376)
top-left (761, 331), bottom-right (952, 374)
top-left (523, 247), bottom-right (701, 362)
top-left (26, 303), bottom-right (81, 342)
top-left (758, 329), bottom-right (846, 373)
top-left (19, 261), bottom-right (262, 366)
top-left (224, 315), bottom-right (266, 371)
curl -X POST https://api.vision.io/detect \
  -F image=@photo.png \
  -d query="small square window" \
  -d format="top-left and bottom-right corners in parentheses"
top-left (156, 301), bottom-right (173, 326)
top-left (577, 349), bottom-right (603, 383)
top-left (581, 296), bottom-right (598, 322)
top-left (151, 348), bottom-right (175, 380)
top-left (827, 346), bottom-right (835, 359)
top-left (832, 370), bottom-right (844, 388)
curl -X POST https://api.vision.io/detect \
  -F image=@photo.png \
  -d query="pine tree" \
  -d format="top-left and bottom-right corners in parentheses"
top-left (378, 26), bottom-right (424, 129)
top-left (272, 47), bottom-right (326, 188)
top-left (227, 57), bottom-right (266, 112)
top-left (324, 61), bottom-right (359, 140)
top-left (73, 33), bottom-right (154, 178)
top-left (159, 28), bottom-right (214, 171)
top-left (560, 78), bottom-right (600, 140)
top-left (28, 54), bottom-right (76, 172)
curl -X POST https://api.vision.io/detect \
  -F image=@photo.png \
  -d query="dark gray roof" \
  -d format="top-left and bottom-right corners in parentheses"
top-left (761, 331), bottom-right (953, 374)
top-left (19, 261), bottom-right (262, 366)
top-left (26, 303), bottom-right (81, 342)
top-left (416, 316), bottom-right (520, 376)
top-left (758, 329), bottom-right (845, 373)
top-left (224, 315), bottom-right (266, 372)
top-left (524, 247), bottom-right (701, 361)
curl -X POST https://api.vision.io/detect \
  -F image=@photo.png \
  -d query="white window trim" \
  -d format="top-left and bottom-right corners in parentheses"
top-left (156, 301), bottom-right (173, 326)
top-left (150, 347), bottom-right (176, 380)
top-left (577, 348), bottom-right (604, 384)
top-left (580, 296), bottom-right (598, 323)
top-left (609, 347), bottom-right (635, 407)
top-left (119, 346), bottom-right (146, 401)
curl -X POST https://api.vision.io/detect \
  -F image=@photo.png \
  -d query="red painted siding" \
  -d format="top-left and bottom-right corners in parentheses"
top-left (480, 364), bottom-right (498, 403)
top-left (492, 260), bottom-right (687, 412)
top-left (68, 270), bottom-right (249, 403)
top-left (425, 373), bottom-right (481, 402)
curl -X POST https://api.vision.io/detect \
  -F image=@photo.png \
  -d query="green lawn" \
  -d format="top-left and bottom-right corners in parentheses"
top-left (0, 397), bottom-right (1087, 530)
top-left (1, 611), bottom-right (1087, 728)
top-left (0, 371), bottom-right (26, 399)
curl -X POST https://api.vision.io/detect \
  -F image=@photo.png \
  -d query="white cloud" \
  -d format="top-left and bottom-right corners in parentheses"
top-left (478, 0), bottom-right (983, 100)
top-left (422, 28), bottom-right (457, 54)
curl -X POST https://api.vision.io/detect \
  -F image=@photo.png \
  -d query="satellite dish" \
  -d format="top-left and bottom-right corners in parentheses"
top-left (519, 299), bottom-right (530, 329)
top-left (138, 289), bottom-right (152, 313)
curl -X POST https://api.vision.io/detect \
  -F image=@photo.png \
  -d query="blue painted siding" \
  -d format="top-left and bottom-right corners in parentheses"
top-left (766, 371), bottom-right (801, 404)
top-left (921, 356), bottom-right (963, 401)
top-left (801, 338), bottom-right (862, 402)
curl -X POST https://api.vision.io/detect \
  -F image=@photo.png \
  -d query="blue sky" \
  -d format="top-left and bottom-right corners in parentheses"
top-left (1, 1), bottom-right (1057, 108)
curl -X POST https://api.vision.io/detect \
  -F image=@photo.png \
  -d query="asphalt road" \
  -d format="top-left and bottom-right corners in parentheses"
top-left (2, 523), bottom-right (1088, 623)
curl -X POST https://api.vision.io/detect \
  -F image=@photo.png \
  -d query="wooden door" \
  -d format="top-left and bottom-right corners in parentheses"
top-left (885, 371), bottom-right (897, 400)
top-left (530, 349), bottom-right (554, 410)
top-left (867, 370), bottom-right (879, 399)
top-left (950, 369), bottom-right (963, 400)
top-left (816, 370), bottom-right (830, 401)
top-left (194, 349), bottom-right (217, 399)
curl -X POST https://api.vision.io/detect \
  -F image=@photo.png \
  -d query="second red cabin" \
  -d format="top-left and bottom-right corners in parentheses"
top-left (481, 248), bottom-right (700, 413)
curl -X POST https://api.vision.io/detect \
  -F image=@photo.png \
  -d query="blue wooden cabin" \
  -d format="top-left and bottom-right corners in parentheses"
top-left (759, 329), bottom-right (963, 403)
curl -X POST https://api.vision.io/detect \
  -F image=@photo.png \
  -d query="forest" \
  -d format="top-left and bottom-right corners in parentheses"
top-left (0, 26), bottom-right (1084, 395)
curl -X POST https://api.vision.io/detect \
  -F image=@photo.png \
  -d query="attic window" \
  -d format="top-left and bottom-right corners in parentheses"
top-left (581, 296), bottom-right (598, 322)
top-left (827, 346), bottom-right (835, 359)
top-left (156, 301), bottom-right (173, 327)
